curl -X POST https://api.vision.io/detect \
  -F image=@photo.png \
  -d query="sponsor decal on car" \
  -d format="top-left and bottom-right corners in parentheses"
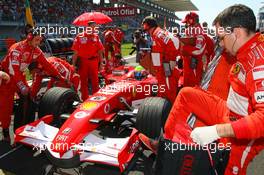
top-left (258, 34), bottom-right (264, 42)
top-left (129, 140), bottom-right (140, 154)
top-left (56, 134), bottom-right (68, 142)
top-left (74, 111), bottom-right (89, 119)
top-left (104, 103), bottom-right (110, 114)
top-left (89, 96), bottom-right (107, 101)
top-left (80, 102), bottom-right (98, 111)
top-left (62, 127), bottom-right (72, 134)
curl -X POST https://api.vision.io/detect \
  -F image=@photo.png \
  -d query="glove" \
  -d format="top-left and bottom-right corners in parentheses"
top-left (190, 125), bottom-right (220, 146)
top-left (0, 71), bottom-right (10, 84)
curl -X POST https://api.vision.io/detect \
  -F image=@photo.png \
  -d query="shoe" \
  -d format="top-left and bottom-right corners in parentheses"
top-left (139, 133), bottom-right (158, 154)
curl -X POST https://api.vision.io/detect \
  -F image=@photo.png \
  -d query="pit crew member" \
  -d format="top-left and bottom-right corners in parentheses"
top-left (0, 29), bottom-right (64, 140)
top-left (141, 5), bottom-right (264, 175)
top-left (142, 16), bottom-right (181, 103)
top-left (29, 56), bottom-right (80, 98)
top-left (72, 21), bottom-right (104, 101)
top-left (181, 12), bottom-right (214, 86)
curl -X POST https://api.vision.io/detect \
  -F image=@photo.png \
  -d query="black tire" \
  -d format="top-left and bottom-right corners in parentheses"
top-left (39, 41), bottom-right (48, 52)
top-left (38, 87), bottom-right (80, 122)
top-left (47, 39), bottom-right (59, 53)
top-left (55, 38), bottom-right (65, 53)
top-left (45, 150), bottom-right (81, 169)
top-left (41, 164), bottom-right (56, 175)
top-left (136, 97), bottom-right (171, 139)
top-left (62, 38), bottom-right (73, 51)
top-left (68, 38), bottom-right (74, 51)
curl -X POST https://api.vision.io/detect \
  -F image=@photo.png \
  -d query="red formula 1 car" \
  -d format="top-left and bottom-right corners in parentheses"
top-left (14, 65), bottom-right (172, 174)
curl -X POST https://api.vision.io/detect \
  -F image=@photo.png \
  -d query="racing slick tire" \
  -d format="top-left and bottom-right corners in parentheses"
top-left (55, 38), bottom-right (65, 53)
top-left (45, 150), bottom-right (81, 169)
top-left (47, 39), bottom-right (59, 53)
top-left (38, 87), bottom-right (80, 123)
top-left (62, 38), bottom-right (73, 52)
top-left (135, 97), bottom-right (172, 139)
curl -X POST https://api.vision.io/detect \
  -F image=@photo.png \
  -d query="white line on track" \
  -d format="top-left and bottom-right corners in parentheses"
top-left (0, 145), bottom-right (23, 160)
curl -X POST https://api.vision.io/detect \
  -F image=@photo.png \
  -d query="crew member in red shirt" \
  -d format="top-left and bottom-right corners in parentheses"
top-left (29, 56), bottom-right (80, 98)
top-left (113, 26), bottom-right (124, 56)
top-left (103, 28), bottom-right (119, 72)
top-left (181, 12), bottom-right (214, 86)
top-left (103, 28), bottom-right (115, 60)
top-left (141, 5), bottom-right (264, 175)
top-left (141, 16), bottom-right (181, 103)
top-left (72, 21), bottom-right (104, 101)
top-left (0, 29), bottom-right (64, 140)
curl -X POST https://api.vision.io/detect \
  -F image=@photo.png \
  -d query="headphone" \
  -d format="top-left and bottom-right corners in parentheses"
top-left (26, 28), bottom-right (42, 41)
top-left (27, 32), bottom-right (34, 41)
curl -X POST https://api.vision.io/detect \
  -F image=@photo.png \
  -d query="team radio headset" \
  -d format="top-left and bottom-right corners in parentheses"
top-left (26, 28), bottom-right (44, 41)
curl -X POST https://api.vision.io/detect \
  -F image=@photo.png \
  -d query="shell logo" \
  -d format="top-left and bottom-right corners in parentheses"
top-left (258, 34), bottom-right (264, 42)
top-left (80, 102), bottom-right (98, 110)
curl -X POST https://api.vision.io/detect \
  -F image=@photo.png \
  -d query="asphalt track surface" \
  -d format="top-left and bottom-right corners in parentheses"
top-left (0, 55), bottom-right (264, 175)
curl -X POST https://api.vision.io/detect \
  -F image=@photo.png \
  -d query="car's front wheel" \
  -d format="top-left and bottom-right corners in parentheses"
top-left (135, 97), bottom-right (172, 139)
top-left (38, 87), bottom-right (80, 125)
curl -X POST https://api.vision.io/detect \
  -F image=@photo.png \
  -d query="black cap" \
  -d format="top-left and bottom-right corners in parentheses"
top-left (142, 16), bottom-right (158, 28)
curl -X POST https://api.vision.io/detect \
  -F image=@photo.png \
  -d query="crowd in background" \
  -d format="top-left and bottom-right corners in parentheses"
top-left (0, 0), bottom-right (141, 26)
top-left (0, 0), bottom-right (95, 24)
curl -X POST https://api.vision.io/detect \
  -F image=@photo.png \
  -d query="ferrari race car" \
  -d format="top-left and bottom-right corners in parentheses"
top-left (14, 65), bottom-right (172, 174)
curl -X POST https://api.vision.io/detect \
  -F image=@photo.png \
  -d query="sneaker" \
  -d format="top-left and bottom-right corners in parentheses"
top-left (139, 133), bottom-right (158, 154)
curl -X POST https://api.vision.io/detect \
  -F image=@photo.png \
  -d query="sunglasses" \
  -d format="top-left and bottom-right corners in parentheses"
top-left (216, 32), bottom-right (233, 44)
top-left (217, 33), bottom-right (228, 42)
